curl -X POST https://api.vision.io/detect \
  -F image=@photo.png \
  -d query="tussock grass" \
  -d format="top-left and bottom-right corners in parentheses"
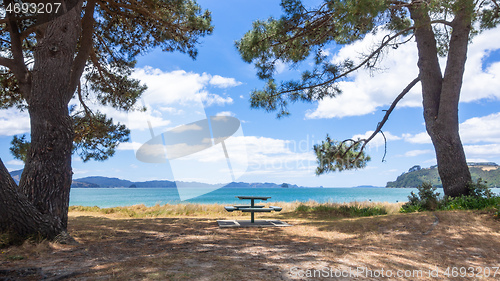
top-left (291, 201), bottom-right (401, 219)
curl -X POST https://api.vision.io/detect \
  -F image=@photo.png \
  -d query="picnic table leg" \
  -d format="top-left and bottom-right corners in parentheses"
top-left (251, 199), bottom-right (255, 223)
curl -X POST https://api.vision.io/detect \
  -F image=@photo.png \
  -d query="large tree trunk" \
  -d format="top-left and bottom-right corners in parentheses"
top-left (18, 3), bottom-right (82, 230)
top-left (410, 1), bottom-right (473, 197)
top-left (0, 159), bottom-right (63, 240)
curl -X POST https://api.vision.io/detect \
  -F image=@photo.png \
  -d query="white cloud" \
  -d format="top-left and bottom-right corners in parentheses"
top-left (170, 123), bottom-right (203, 133)
top-left (306, 81), bottom-right (381, 118)
top-left (464, 144), bottom-right (500, 157)
top-left (459, 112), bottom-right (500, 143)
top-left (215, 111), bottom-right (236, 117)
top-left (402, 112), bottom-right (500, 159)
top-left (403, 132), bottom-right (432, 144)
top-left (0, 109), bottom-right (30, 136)
top-left (306, 27), bottom-right (500, 119)
top-left (209, 75), bottom-right (242, 88)
top-left (73, 168), bottom-right (90, 175)
top-left (197, 92), bottom-right (233, 106)
top-left (403, 149), bottom-right (433, 157)
top-left (404, 112), bottom-right (500, 145)
top-left (132, 67), bottom-right (235, 107)
top-left (461, 27), bottom-right (500, 102)
top-left (275, 60), bottom-right (287, 74)
top-left (6, 159), bottom-right (23, 166)
top-left (117, 142), bottom-right (142, 151)
top-left (96, 106), bottom-right (171, 131)
top-left (352, 130), bottom-right (401, 148)
top-left (179, 135), bottom-right (316, 173)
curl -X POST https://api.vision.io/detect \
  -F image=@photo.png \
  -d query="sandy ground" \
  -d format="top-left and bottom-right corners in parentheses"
top-left (1, 210), bottom-right (499, 280)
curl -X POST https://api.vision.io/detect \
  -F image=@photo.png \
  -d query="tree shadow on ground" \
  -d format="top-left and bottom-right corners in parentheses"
top-left (1, 211), bottom-right (500, 280)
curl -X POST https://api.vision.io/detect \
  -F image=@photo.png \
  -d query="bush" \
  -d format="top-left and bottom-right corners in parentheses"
top-left (401, 182), bottom-right (441, 212)
top-left (441, 196), bottom-right (500, 211)
top-left (401, 180), bottom-right (500, 213)
top-left (467, 178), bottom-right (494, 198)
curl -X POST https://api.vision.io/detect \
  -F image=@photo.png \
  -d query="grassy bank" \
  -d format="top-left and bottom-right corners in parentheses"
top-left (68, 200), bottom-right (402, 219)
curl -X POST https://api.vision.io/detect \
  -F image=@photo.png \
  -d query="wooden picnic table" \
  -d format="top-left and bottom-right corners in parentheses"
top-left (225, 196), bottom-right (282, 223)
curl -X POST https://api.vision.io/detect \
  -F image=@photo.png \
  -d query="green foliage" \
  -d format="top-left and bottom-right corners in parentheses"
top-left (475, 0), bottom-right (500, 30)
top-left (467, 178), bottom-right (494, 198)
top-left (401, 182), bottom-right (441, 212)
top-left (9, 135), bottom-right (30, 163)
top-left (237, 0), bottom-right (391, 117)
top-left (314, 135), bottom-right (371, 174)
top-left (401, 180), bottom-right (500, 213)
top-left (295, 203), bottom-right (387, 218)
top-left (440, 196), bottom-right (500, 211)
top-left (1, 0), bottom-right (213, 163)
top-left (10, 111), bottom-right (130, 163)
top-left (72, 111), bottom-right (130, 162)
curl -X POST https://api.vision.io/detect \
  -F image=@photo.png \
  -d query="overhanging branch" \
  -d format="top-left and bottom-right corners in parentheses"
top-left (276, 26), bottom-right (415, 96)
top-left (345, 76), bottom-right (421, 162)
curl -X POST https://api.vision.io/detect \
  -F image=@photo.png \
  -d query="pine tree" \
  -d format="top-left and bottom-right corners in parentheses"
top-left (0, 0), bottom-right (212, 240)
top-left (237, 0), bottom-right (500, 197)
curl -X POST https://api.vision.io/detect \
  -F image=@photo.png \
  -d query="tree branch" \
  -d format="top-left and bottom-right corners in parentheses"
top-left (430, 19), bottom-right (454, 27)
top-left (276, 26), bottom-right (415, 96)
top-left (77, 81), bottom-right (93, 117)
top-left (69, 0), bottom-right (97, 95)
top-left (349, 76), bottom-right (421, 162)
top-left (0, 57), bottom-right (16, 69)
top-left (4, 1), bottom-right (31, 97)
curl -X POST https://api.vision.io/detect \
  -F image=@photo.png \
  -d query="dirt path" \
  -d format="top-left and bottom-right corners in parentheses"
top-left (1, 210), bottom-right (499, 280)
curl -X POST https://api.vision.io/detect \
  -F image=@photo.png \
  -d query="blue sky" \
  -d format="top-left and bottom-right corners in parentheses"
top-left (1, 0), bottom-right (500, 188)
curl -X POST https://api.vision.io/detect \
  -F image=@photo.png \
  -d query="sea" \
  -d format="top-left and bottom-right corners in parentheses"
top-left (69, 187), bottom-right (500, 208)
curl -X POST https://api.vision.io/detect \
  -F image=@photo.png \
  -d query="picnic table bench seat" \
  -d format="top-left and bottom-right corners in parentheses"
top-left (225, 196), bottom-right (282, 223)
top-left (233, 205), bottom-right (265, 209)
top-left (239, 207), bottom-right (274, 212)
top-left (225, 206), bottom-right (282, 212)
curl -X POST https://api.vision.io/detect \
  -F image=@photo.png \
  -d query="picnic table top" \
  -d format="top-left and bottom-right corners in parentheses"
top-left (236, 196), bottom-right (271, 200)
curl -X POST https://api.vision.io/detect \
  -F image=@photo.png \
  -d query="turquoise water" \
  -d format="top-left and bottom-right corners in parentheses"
top-left (69, 187), bottom-right (500, 208)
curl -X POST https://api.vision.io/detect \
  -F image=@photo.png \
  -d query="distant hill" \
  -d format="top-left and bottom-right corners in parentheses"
top-left (386, 163), bottom-right (500, 188)
top-left (9, 169), bottom-right (23, 184)
top-left (7, 170), bottom-right (329, 189)
top-left (71, 177), bottom-right (303, 189)
top-left (352, 185), bottom-right (384, 188)
top-left (7, 169), bottom-right (310, 188)
top-left (74, 176), bottom-right (134, 188)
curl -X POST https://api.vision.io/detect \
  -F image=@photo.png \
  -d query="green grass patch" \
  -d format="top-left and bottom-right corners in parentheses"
top-left (401, 179), bottom-right (500, 215)
top-left (294, 203), bottom-right (387, 218)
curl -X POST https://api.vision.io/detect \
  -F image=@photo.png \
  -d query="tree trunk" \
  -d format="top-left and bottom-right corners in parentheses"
top-left (410, 1), bottom-right (472, 197)
top-left (0, 159), bottom-right (62, 240)
top-left (18, 3), bottom-right (82, 230)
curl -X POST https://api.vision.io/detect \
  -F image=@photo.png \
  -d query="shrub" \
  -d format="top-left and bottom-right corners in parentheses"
top-left (401, 180), bottom-right (500, 213)
top-left (401, 182), bottom-right (440, 212)
top-left (467, 178), bottom-right (494, 199)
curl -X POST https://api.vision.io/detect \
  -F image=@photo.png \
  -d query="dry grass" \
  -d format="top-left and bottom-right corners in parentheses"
top-left (68, 200), bottom-right (402, 219)
top-left (1, 202), bottom-right (500, 280)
